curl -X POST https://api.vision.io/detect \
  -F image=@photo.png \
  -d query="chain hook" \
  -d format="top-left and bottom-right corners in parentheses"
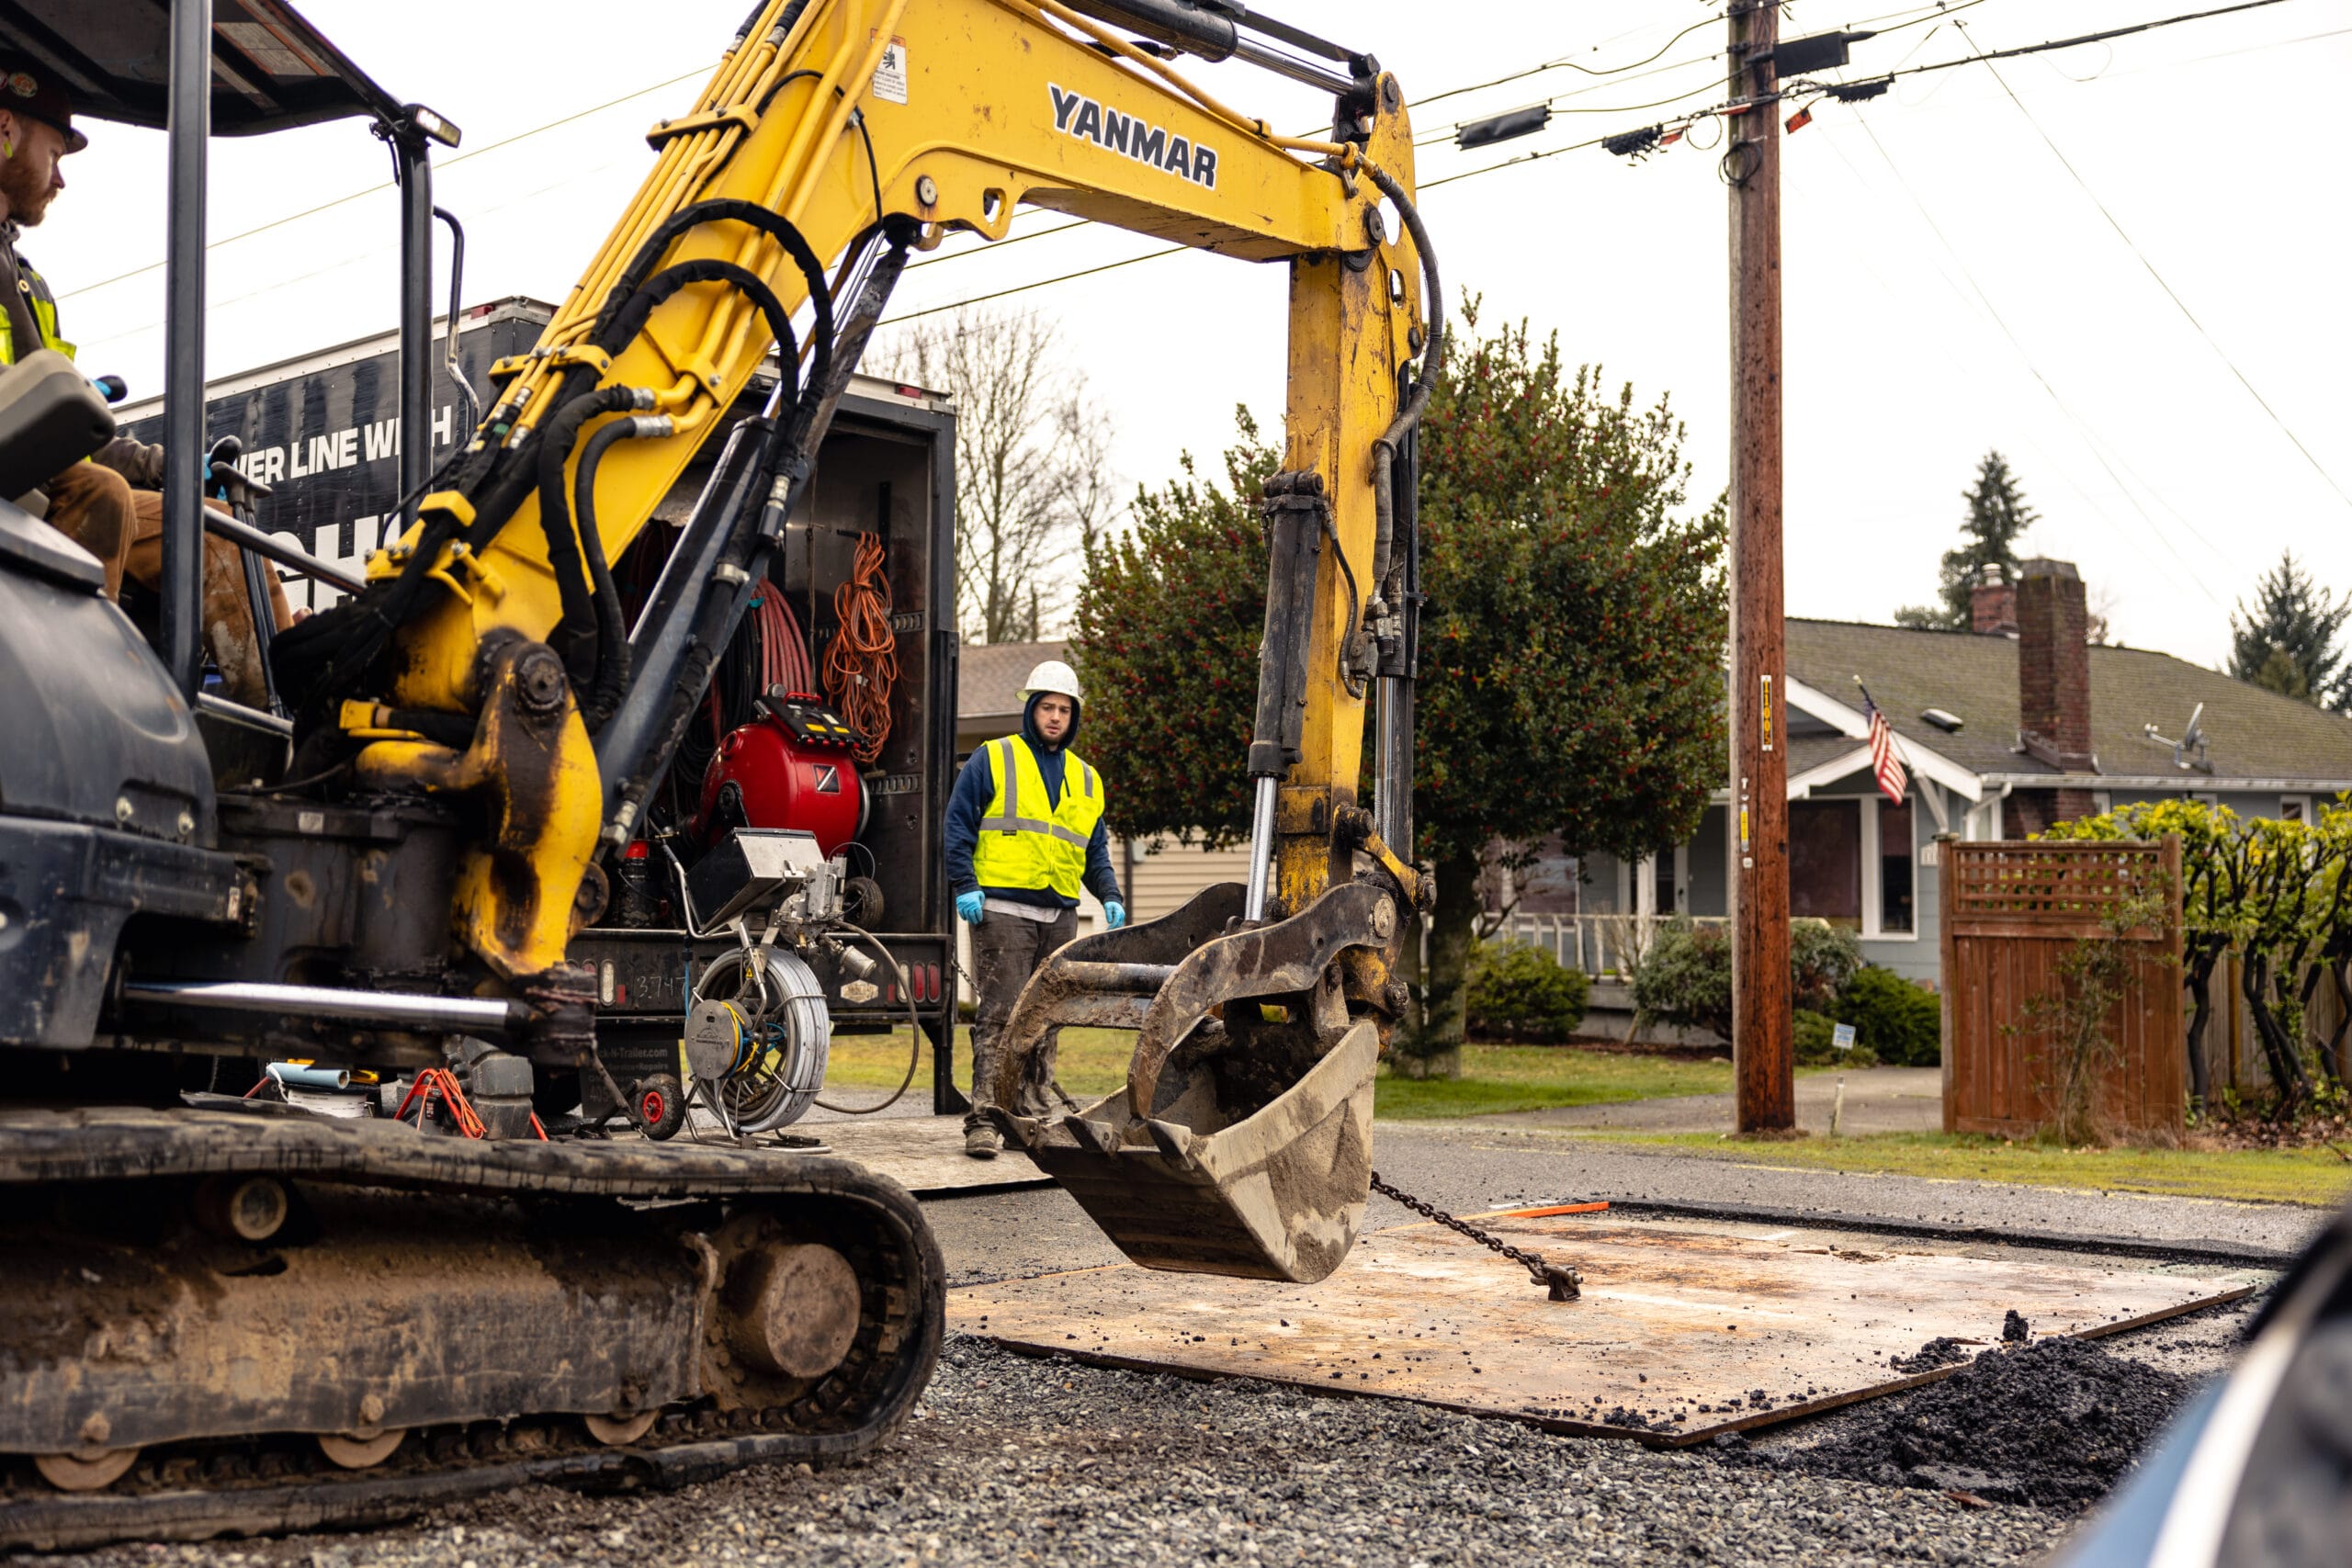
top-left (1370, 1173), bottom-right (1581, 1302)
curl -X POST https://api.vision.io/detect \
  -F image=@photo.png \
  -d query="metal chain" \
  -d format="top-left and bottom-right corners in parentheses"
top-left (1370, 1171), bottom-right (1581, 1301)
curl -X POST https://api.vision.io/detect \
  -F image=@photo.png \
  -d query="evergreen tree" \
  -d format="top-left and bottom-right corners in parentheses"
top-left (2230, 551), bottom-right (2348, 711)
top-left (1894, 450), bottom-right (2038, 629)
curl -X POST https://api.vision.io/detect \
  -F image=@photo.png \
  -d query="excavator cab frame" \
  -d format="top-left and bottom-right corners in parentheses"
top-left (5, 0), bottom-right (461, 707)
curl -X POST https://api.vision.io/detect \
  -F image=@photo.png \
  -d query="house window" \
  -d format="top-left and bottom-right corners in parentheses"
top-left (1653, 850), bottom-right (1679, 916)
top-left (1789, 799), bottom-right (1861, 927)
top-left (2281, 796), bottom-right (2310, 823)
top-left (1878, 799), bottom-right (1915, 934)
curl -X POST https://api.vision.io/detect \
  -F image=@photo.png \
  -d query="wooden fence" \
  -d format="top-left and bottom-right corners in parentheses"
top-left (1939, 838), bottom-right (2185, 1141)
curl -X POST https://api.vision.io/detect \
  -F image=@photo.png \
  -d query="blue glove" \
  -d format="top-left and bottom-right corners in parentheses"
top-left (1104, 900), bottom-right (1126, 930)
top-left (956, 890), bottom-right (986, 925)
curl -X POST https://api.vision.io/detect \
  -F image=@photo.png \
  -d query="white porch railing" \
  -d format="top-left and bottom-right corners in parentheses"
top-left (1487, 912), bottom-right (1725, 977)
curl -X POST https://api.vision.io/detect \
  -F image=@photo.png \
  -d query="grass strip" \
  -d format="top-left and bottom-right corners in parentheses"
top-left (1581, 1130), bottom-right (2352, 1208)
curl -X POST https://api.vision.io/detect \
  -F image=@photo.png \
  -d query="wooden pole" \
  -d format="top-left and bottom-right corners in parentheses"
top-left (1728, 0), bottom-right (1792, 1132)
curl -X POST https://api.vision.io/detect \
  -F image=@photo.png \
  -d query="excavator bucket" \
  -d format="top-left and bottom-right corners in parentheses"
top-left (994, 881), bottom-right (1400, 1282)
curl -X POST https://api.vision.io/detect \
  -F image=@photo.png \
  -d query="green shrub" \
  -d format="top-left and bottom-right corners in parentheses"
top-left (1791, 920), bottom-right (1862, 1011)
top-left (1836, 965), bottom-right (1942, 1066)
top-left (1465, 939), bottom-right (1592, 1043)
top-left (1632, 919), bottom-right (1863, 1044)
top-left (1794, 1008), bottom-right (1881, 1067)
top-left (1793, 1009), bottom-right (1834, 1064)
top-left (1630, 919), bottom-right (1733, 1041)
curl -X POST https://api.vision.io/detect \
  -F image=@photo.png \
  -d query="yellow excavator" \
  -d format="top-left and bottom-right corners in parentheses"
top-left (0, 0), bottom-right (1439, 1545)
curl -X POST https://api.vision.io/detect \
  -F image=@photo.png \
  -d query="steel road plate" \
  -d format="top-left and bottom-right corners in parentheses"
top-left (948, 1209), bottom-right (2258, 1443)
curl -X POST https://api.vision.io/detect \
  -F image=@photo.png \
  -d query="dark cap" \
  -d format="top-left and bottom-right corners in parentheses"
top-left (0, 58), bottom-right (86, 155)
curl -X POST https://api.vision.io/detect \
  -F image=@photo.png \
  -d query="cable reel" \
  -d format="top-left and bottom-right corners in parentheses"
top-left (683, 945), bottom-right (831, 1133)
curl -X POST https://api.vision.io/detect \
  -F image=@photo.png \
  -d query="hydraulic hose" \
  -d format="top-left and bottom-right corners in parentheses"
top-left (590, 198), bottom-right (836, 383)
top-left (596, 257), bottom-right (800, 377)
top-left (537, 387), bottom-right (653, 685)
top-left (574, 412), bottom-right (673, 729)
top-left (1363, 161), bottom-right (1444, 611)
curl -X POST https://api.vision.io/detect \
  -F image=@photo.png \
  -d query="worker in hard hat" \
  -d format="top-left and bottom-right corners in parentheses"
top-left (944, 658), bottom-right (1125, 1158)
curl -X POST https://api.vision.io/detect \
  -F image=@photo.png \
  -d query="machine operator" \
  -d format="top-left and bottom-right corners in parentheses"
top-left (0, 57), bottom-right (290, 707)
top-left (944, 658), bottom-right (1125, 1159)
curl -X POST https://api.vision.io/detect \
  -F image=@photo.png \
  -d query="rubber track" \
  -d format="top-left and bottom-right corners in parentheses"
top-left (6, 1424), bottom-right (903, 1551)
top-left (0, 1106), bottom-right (947, 1550)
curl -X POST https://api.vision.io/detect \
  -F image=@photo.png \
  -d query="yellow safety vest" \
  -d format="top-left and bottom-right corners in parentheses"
top-left (0, 251), bottom-right (73, 365)
top-left (970, 735), bottom-right (1105, 901)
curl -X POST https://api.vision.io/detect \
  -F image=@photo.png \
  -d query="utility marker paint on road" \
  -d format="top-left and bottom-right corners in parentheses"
top-left (950, 1211), bottom-right (2256, 1444)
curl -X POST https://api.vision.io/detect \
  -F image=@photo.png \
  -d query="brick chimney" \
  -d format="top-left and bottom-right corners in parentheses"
top-left (2004, 558), bottom-right (2098, 836)
top-left (1970, 562), bottom-right (2017, 637)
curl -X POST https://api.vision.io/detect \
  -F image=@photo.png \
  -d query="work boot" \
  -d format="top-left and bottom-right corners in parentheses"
top-left (963, 1122), bottom-right (1001, 1160)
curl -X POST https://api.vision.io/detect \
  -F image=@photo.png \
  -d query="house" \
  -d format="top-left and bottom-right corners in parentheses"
top-left (1557, 558), bottom-right (2352, 993)
top-left (955, 564), bottom-right (2352, 1015)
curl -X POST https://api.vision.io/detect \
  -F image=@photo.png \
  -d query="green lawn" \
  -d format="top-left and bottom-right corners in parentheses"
top-left (1586, 1130), bottom-right (2352, 1208)
top-left (1374, 1046), bottom-right (1794, 1120)
top-left (824, 1029), bottom-right (1810, 1120)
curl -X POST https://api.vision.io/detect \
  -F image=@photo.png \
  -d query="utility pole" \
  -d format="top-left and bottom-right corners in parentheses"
top-left (1727, 0), bottom-right (1792, 1133)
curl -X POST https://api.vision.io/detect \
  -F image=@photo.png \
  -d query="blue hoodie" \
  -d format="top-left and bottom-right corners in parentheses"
top-left (944, 690), bottom-right (1123, 912)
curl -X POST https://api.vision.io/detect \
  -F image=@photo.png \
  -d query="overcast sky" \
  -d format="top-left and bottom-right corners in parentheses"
top-left (40, 0), bottom-right (2352, 669)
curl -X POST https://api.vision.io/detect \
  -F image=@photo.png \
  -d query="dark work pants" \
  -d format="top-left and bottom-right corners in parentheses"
top-left (967, 904), bottom-right (1077, 1128)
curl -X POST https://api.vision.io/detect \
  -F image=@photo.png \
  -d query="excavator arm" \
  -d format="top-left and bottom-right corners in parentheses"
top-left (295, 0), bottom-right (1440, 1280)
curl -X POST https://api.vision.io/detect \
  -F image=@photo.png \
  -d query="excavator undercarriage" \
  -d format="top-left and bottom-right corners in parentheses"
top-left (0, 0), bottom-right (1438, 1543)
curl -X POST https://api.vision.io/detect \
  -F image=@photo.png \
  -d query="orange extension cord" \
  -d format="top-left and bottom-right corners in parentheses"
top-left (823, 532), bottom-right (897, 764)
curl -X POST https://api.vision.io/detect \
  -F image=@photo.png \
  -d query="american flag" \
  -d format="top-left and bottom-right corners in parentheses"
top-left (1859, 683), bottom-right (1909, 805)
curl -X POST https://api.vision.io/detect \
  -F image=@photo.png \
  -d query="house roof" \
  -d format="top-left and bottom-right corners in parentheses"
top-left (957, 639), bottom-right (1067, 721)
top-left (1783, 619), bottom-right (2352, 789)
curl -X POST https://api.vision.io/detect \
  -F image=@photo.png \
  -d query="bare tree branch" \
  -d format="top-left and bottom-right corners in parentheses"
top-left (871, 307), bottom-right (1121, 643)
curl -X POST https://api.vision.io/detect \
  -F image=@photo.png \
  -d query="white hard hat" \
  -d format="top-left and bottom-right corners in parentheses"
top-left (1020, 660), bottom-right (1082, 704)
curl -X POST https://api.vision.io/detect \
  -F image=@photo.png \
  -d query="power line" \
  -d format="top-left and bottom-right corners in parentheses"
top-left (57, 68), bottom-right (709, 302)
top-left (1952, 17), bottom-right (2352, 513)
top-left (882, 243), bottom-right (1190, 326)
top-left (1792, 0), bottom-right (2308, 103)
top-left (1566, 0), bottom-right (2312, 158)
top-left (1410, 11), bottom-right (1728, 112)
top-left (1849, 115), bottom-right (2224, 605)
top-left (1412, 1), bottom-right (1991, 121)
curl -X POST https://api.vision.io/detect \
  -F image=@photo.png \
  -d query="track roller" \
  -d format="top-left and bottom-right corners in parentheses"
top-left (316, 1429), bottom-right (405, 1470)
top-left (583, 1412), bottom-right (660, 1446)
top-left (32, 1450), bottom-right (138, 1493)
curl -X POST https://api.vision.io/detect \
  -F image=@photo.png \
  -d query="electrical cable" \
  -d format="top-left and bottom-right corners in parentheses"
top-left (822, 532), bottom-right (898, 764)
top-left (59, 67), bottom-right (711, 302)
top-left (1952, 17), bottom-right (2352, 513)
top-left (808, 920), bottom-right (925, 1115)
top-left (852, 108), bottom-right (886, 228)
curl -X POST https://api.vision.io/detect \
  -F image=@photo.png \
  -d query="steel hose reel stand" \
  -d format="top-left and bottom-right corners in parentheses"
top-left (684, 944), bottom-right (830, 1134)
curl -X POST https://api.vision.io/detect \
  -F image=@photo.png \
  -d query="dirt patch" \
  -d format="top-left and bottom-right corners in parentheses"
top-left (2189, 1104), bottom-right (2352, 1154)
top-left (1758, 1337), bottom-right (2192, 1511)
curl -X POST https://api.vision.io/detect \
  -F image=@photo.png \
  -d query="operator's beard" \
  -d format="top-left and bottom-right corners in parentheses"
top-left (0, 153), bottom-right (52, 227)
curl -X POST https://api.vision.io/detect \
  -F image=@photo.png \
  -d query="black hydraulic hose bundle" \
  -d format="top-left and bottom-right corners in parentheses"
top-left (588, 198), bottom-right (834, 377)
top-left (278, 198), bottom-right (845, 750)
top-left (594, 222), bottom-right (914, 852)
top-left (1364, 162), bottom-right (1444, 618)
top-left (572, 413), bottom-right (658, 730)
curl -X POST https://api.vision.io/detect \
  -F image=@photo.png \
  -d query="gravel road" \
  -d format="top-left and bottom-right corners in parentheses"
top-left (28, 1337), bottom-right (2102, 1568)
top-left (8, 1122), bottom-right (2312, 1568)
